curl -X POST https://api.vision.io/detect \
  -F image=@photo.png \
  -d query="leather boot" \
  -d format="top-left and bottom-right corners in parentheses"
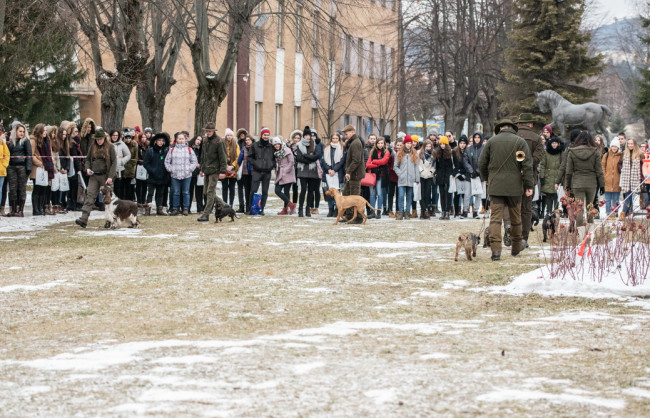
top-left (420, 210), bottom-right (429, 220)
top-left (287, 202), bottom-right (296, 215)
top-left (277, 206), bottom-right (288, 215)
top-left (460, 211), bottom-right (468, 218)
top-left (17, 199), bottom-right (25, 217)
top-left (403, 211), bottom-right (410, 220)
top-left (144, 204), bottom-right (152, 216)
top-left (410, 209), bottom-right (418, 219)
top-left (454, 205), bottom-right (461, 218)
top-left (389, 211), bottom-right (396, 218)
top-left (327, 207), bottom-right (335, 217)
top-left (375, 210), bottom-right (381, 219)
top-left (305, 207), bottom-right (311, 217)
top-left (396, 211), bottom-right (403, 220)
top-left (236, 206), bottom-right (245, 213)
top-left (157, 206), bottom-right (168, 216)
top-left (431, 206), bottom-right (437, 218)
top-left (298, 206), bottom-right (304, 217)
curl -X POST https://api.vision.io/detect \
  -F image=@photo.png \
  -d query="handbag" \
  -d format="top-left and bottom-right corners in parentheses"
top-left (51, 172), bottom-right (61, 191)
top-left (326, 173), bottom-right (340, 190)
top-left (447, 175), bottom-right (457, 194)
top-left (136, 164), bottom-right (148, 180)
top-left (59, 173), bottom-right (70, 192)
top-left (197, 174), bottom-right (205, 186)
top-left (68, 158), bottom-right (76, 177)
top-left (35, 167), bottom-right (49, 186)
top-left (250, 193), bottom-right (262, 215)
top-left (470, 177), bottom-right (483, 195)
top-left (236, 163), bottom-right (243, 180)
top-left (413, 182), bottom-right (421, 201)
top-left (360, 171), bottom-right (377, 187)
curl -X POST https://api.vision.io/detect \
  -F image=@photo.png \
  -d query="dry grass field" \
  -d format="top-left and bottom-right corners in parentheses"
top-left (1, 199), bottom-right (649, 416)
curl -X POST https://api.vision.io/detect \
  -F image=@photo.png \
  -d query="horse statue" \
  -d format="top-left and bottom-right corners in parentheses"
top-left (536, 90), bottom-right (612, 142)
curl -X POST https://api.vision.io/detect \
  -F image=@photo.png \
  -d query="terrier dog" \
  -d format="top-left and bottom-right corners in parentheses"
top-left (455, 232), bottom-right (480, 261)
top-left (542, 212), bottom-right (560, 243)
top-left (100, 185), bottom-right (140, 229)
top-left (214, 204), bottom-right (239, 222)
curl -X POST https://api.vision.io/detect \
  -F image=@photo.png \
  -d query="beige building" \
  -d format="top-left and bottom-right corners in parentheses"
top-left (75, 0), bottom-right (399, 140)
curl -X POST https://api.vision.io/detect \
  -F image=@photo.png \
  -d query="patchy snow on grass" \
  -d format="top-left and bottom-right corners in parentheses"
top-left (419, 353), bottom-right (450, 360)
top-left (0, 280), bottom-right (67, 293)
top-left (476, 388), bottom-right (625, 409)
top-left (364, 388), bottom-right (397, 405)
top-left (441, 279), bottom-right (470, 289)
top-left (290, 361), bottom-right (326, 375)
top-left (0, 211), bottom-right (104, 233)
top-left (472, 263), bottom-right (650, 300)
top-left (623, 387), bottom-right (650, 399)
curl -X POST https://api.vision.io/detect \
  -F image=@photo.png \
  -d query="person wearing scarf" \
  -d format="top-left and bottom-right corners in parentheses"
top-left (321, 132), bottom-right (346, 217)
top-left (294, 126), bottom-right (321, 217)
top-left (272, 137), bottom-right (296, 215)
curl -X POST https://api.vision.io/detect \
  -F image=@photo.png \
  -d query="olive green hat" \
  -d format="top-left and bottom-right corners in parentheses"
top-left (93, 127), bottom-right (107, 139)
top-left (517, 113), bottom-right (535, 124)
top-left (494, 119), bottom-right (518, 134)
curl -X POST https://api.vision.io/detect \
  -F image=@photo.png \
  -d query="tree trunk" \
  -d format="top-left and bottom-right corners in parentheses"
top-left (194, 83), bottom-right (220, 136)
top-left (136, 62), bottom-right (177, 132)
top-left (0, 0), bottom-right (6, 44)
top-left (98, 77), bottom-right (133, 130)
top-left (644, 115), bottom-right (650, 140)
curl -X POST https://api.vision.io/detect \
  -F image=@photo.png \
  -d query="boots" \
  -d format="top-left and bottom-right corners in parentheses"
top-left (389, 211), bottom-right (396, 218)
top-left (440, 211), bottom-right (448, 220)
top-left (431, 206), bottom-right (437, 218)
top-left (288, 202), bottom-right (296, 215)
top-left (277, 206), bottom-right (288, 215)
top-left (17, 199), bottom-right (25, 217)
top-left (237, 205), bottom-right (245, 214)
top-left (44, 204), bottom-right (55, 216)
top-left (403, 211), bottom-right (410, 220)
top-left (157, 206), bottom-right (168, 216)
top-left (144, 204), bottom-right (152, 216)
top-left (460, 211), bottom-right (468, 218)
top-left (618, 211), bottom-right (626, 221)
top-left (305, 206), bottom-right (311, 217)
top-left (420, 210), bottom-right (430, 220)
top-left (298, 206), bottom-right (304, 217)
top-left (410, 209), bottom-right (417, 219)
top-left (367, 210), bottom-right (375, 219)
top-left (375, 210), bottom-right (381, 219)
top-left (479, 207), bottom-right (485, 214)
top-left (396, 211), bottom-right (403, 220)
top-left (327, 207), bottom-right (335, 217)
top-left (454, 205), bottom-right (461, 218)
top-left (0, 207), bottom-right (4, 217)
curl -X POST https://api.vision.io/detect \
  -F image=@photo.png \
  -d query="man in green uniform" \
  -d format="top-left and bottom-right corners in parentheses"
top-left (479, 119), bottom-right (534, 261)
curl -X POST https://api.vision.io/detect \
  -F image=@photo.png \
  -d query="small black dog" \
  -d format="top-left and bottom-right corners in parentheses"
top-left (215, 204), bottom-right (239, 223)
top-left (542, 212), bottom-right (559, 242)
top-left (531, 204), bottom-right (540, 229)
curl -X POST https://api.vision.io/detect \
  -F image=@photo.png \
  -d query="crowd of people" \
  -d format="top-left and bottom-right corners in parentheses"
top-left (1, 117), bottom-right (649, 249)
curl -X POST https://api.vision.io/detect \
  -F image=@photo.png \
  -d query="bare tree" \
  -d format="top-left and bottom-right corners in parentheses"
top-left (407, 0), bottom-right (511, 135)
top-left (136, 1), bottom-right (187, 132)
top-left (62, 0), bottom-right (149, 130)
top-left (0, 0), bottom-right (6, 44)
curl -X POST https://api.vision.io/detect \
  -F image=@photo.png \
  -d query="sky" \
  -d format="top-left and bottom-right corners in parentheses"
top-left (595, 0), bottom-right (639, 22)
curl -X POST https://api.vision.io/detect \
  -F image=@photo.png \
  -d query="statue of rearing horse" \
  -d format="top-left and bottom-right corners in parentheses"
top-left (536, 90), bottom-right (612, 142)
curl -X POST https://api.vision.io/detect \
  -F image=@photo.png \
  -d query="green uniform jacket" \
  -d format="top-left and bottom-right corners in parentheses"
top-left (345, 134), bottom-right (365, 181)
top-left (124, 140), bottom-right (138, 179)
top-left (517, 126), bottom-right (544, 183)
top-left (478, 127), bottom-right (534, 197)
top-left (201, 134), bottom-right (227, 176)
top-left (85, 142), bottom-right (117, 178)
top-left (564, 146), bottom-right (605, 191)
top-left (539, 151), bottom-right (562, 195)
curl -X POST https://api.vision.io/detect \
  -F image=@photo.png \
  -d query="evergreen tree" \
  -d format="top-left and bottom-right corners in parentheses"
top-left (0, 0), bottom-right (83, 126)
top-left (499, 0), bottom-right (602, 121)
top-left (635, 3), bottom-right (650, 137)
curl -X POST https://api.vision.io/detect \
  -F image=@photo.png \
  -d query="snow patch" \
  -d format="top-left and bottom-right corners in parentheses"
top-left (291, 361), bottom-right (325, 375)
top-left (419, 353), bottom-right (450, 360)
top-left (477, 388), bottom-right (625, 409)
top-left (0, 280), bottom-right (67, 293)
top-left (364, 388), bottom-right (397, 405)
top-left (153, 355), bottom-right (218, 365)
top-left (623, 387), bottom-right (650, 399)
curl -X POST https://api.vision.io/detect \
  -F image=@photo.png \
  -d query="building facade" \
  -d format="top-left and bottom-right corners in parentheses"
top-left (74, 0), bottom-right (399, 140)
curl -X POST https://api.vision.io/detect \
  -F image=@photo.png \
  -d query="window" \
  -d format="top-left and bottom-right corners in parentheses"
top-left (277, 0), bottom-right (284, 48)
top-left (380, 44), bottom-right (386, 79)
top-left (369, 41), bottom-right (375, 78)
top-left (313, 10), bottom-right (321, 57)
top-left (295, 7), bottom-right (303, 52)
top-left (357, 38), bottom-right (363, 77)
top-left (342, 34), bottom-right (352, 73)
top-left (344, 114), bottom-right (350, 128)
top-left (275, 104), bottom-right (282, 135)
top-left (311, 108), bottom-right (317, 129)
top-left (254, 102), bottom-right (261, 136)
top-left (294, 106), bottom-right (301, 129)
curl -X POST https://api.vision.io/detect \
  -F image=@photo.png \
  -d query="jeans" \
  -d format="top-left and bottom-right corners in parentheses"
top-left (250, 171), bottom-right (272, 211)
top-left (397, 186), bottom-right (413, 213)
top-left (0, 177), bottom-right (4, 200)
top-left (388, 180), bottom-right (397, 211)
top-left (604, 191), bottom-right (619, 214)
top-left (621, 191), bottom-right (634, 215)
top-left (369, 177), bottom-right (383, 211)
top-left (171, 177), bottom-right (191, 209)
top-left (275, 183), bottom-right (292, 206)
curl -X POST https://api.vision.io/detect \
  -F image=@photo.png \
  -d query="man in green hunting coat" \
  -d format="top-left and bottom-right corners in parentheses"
top-left (479, 119), bottom-right (534, 261)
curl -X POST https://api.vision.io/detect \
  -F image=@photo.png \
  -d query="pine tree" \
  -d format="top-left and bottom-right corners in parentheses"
top-left (499, 0), bottom-right (603, 121)
top-left (635, 3), bottom-right (650, 137)
top-left (0, 0), bottom-right (83, 126)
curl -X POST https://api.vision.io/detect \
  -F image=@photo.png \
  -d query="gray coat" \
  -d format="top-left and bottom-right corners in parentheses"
top-left (393, 150), bottom-right (420, 187)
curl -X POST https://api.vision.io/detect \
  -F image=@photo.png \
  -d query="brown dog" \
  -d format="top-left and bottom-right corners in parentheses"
top-left (455, 232), bottom-right (480, 261)
top-left (324, 188), bottom-right (380, 225)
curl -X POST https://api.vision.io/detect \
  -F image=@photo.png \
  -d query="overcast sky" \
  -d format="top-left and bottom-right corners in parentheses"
top-left (595, 0), bottom-right (639, 21)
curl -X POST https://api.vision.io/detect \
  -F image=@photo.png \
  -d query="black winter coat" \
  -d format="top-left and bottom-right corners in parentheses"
top-left (248, 139), bottom-right (275, 174)
top-left (8, 138), bottom-right (32, 171)
top-left (435, 152), bottom-right (454, 184)
top-left (144, 144), bottom-right (170, 185)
